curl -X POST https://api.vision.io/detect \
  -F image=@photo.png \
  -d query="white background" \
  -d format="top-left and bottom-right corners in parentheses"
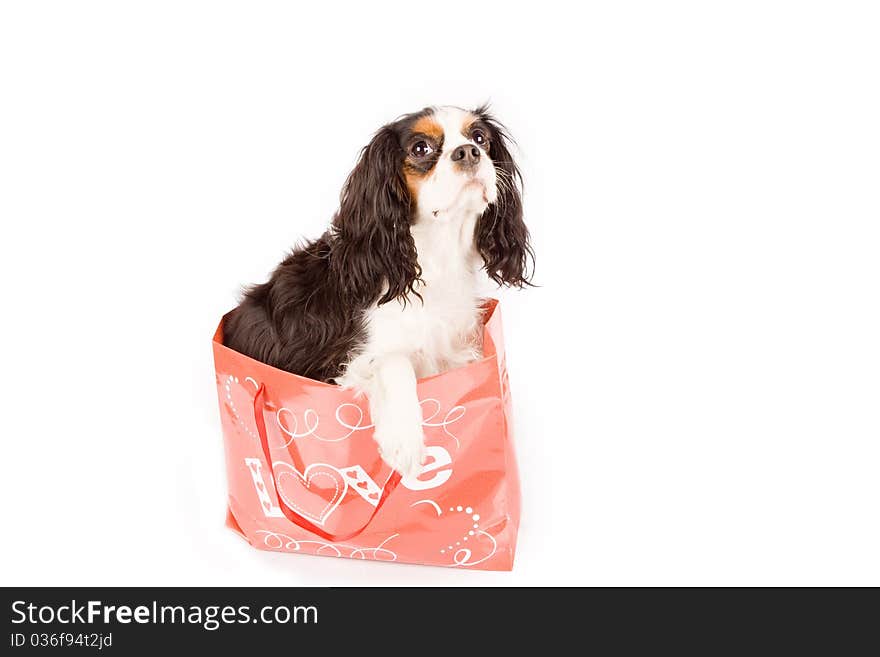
top-left (1, 2), bottom-right (878, 586)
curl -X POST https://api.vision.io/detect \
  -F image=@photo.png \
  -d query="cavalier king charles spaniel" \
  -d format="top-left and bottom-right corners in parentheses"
top-left (223, 105), bottom-right (532, 477)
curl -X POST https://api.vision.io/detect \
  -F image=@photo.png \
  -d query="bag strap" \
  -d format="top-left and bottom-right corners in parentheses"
top-left (252, 384), bottom-right (401, 542)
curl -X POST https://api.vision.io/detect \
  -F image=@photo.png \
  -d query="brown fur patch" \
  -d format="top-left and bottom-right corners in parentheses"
top-left (411, 115), bottom-right (443, 140)
top-left (461, 115), bottom-right (475, 135)
top-left (404, 167), bottom-right (428, 201)
top-left (460, 113), bottom-right (482, 140)
top-left (404, 112), bottom-right (446, 203)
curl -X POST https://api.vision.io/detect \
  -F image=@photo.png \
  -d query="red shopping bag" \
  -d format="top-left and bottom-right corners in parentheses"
top-left (212, 299), bottom-right (521, 570)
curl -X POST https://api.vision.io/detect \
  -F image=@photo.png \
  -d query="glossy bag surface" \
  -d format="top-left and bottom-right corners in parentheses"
top-left (212, 299), bottom-right (520, 570)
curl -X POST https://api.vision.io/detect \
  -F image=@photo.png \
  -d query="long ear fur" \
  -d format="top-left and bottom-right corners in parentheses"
top-left (474, 107), bottom-right (534, 287)
top-left (330, 126), bottom-right (421, 305)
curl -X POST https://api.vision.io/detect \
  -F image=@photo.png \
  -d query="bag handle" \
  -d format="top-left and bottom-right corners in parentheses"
top-left (252, 384), bottom-right (401, 542)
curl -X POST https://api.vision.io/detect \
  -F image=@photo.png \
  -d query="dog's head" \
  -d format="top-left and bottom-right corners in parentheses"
top-left (331, 105), bottom-right (533, 304)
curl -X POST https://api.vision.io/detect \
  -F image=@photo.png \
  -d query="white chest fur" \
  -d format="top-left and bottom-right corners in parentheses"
top-left (337, 210), bottom-right (485, 389)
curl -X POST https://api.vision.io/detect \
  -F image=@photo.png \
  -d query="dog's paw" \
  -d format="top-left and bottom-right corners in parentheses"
top-left (374, 424), bottom-right (426, 480)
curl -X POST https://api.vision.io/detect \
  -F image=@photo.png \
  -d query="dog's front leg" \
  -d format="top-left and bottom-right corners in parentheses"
top-left (367, 353), bottom-right (426, 479)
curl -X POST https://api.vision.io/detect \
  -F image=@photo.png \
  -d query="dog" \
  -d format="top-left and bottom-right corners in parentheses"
top-left (223, 105), bottom-right (532, 478)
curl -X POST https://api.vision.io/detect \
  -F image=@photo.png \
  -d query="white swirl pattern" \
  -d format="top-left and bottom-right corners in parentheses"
top-left (275, 398), bottom-right (466, 448)
top-left (418, 399), bottom-right (466, 448)
top-left (256, 530), bottom-right (399, 562)
top-left (451, 530), bottom-right (498, 567)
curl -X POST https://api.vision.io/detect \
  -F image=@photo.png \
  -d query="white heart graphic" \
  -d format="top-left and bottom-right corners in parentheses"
top-left (272, 462), bottom-right (348, 526)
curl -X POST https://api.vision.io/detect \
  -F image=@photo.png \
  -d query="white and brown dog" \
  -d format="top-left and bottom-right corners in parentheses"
top-left (223, 105), bottom-right (532, 477)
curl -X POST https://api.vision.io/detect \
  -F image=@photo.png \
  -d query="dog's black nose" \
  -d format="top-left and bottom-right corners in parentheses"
top-left (451, 144), bottom-right (481, 166)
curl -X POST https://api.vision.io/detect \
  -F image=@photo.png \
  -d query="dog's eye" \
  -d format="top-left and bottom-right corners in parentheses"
top-left (411, 141), bottom-right (433, 157)
top-left (472, 129), bottom-right (487, 146)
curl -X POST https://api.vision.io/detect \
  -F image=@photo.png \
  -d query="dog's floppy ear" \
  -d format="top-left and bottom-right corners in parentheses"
top-left (474, 107), bottom-right (534, 287)
top-left (331, 126), bottom-right (421, 305)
